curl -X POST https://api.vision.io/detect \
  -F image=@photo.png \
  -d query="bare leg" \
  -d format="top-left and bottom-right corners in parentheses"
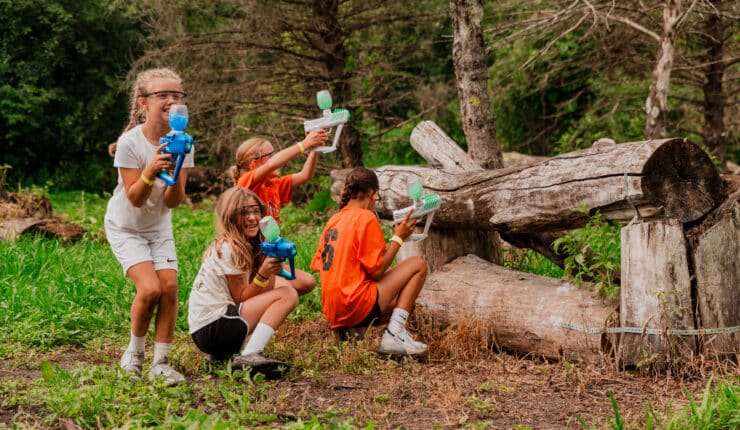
top-left (153, 269), bottom-right (178, 343)
top-left (240, 285), bottom-right (299, 330)
top-left (376, 256), bottom-right (428, 313)
top-left (127, 262), bottom-right (162, 337)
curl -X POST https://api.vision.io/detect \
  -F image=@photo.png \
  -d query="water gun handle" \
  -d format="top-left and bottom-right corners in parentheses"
top-left (158, 152), bottom-right (185, 186)
top-left (279, 256), bottom-right (296, 280)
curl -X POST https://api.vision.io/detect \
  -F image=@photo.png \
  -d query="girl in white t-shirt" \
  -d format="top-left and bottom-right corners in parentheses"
top-left (188, 187), bottom-right (298, 376)
top-left (104, 68), bottom-right (194, 385)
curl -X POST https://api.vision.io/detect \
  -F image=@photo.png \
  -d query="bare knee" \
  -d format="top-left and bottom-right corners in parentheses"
top-left (409, 256), bottom-right (428, 277)
top-left (135, 281), bottom-right (162, 307)
top-left (278, 285), bottom-right (300, 310)
top-left (295, 275), bottom-right (316, 296)
top-left (159, 278), bottom-right (179, 302)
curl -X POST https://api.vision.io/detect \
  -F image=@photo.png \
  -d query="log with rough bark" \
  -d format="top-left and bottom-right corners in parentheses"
top-left (620, 219), bottom-right (696, 368)
top-left (332, 137), bottom-right (723, 234)
top-left (685, 180), bottom-right (740, 359)
top-left (418, 254), bottom-right (617, 362)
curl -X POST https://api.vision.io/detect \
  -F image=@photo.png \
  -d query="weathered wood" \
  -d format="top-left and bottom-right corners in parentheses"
top-left (686, 183), bottom-right (740, 359)
top-left (409, 120), bottom-right (482, 172)
top-left (395, 228), bottom-right (500, 271)
top-left (418, 254), bottom-right (616, 362)
top-left (332, 138), bottom-right (723, 234)
top-left (620, 219), bottom-right (696, 368)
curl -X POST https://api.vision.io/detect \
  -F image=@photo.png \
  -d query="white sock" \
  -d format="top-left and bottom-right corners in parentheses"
top-left (241, 323), bottom-right (275, 356)
top-left (152, 342), bottom-right (172, 365)
top-left (127, 332), bottom-right (146, 354)
top-left (387, 308), bottom-right (409, 336)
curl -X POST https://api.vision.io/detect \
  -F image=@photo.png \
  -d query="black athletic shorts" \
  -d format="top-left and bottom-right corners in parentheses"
top-left (191, 304), bottom-right (249, 360)
top-left (354, 290), bottom-right (382, 328)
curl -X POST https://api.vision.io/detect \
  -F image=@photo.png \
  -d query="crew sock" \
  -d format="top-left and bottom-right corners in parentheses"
top-left (387, 308), bottom-right (409, 336)
top-left (242, 323), bottom-right (275, 356)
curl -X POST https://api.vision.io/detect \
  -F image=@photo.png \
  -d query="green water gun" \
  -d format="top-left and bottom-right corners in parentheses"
top-left (303, 90), bottom-right (350, 153)
top-left (391, 180), bottom-right (442, 241)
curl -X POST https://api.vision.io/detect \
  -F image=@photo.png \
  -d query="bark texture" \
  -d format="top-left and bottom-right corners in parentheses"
top-left (620, 219), bottom-right (696, 367)
top-left (333, 138), bottom-right (724, 233)
top-left (419, 255), bottom-right (616, 362)
top-left (449, 0), bottom-right (502, 169)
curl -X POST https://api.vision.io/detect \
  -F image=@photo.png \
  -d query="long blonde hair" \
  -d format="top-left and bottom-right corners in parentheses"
top-left (229, 137), bottom-right (271, 184)
top-left (123, 68), bottom-right (183, 133)
top-left (205, 187), bottom-right (265, 275)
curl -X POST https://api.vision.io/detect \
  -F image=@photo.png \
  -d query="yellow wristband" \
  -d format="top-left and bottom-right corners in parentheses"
top-left (297, 142), bottom-right (306, 154)
top-left (140, 174), bottom-right (154, 186)
top-left (253, 276), bottom-right (268, 289)
top-left (390, 235), bottom-right (404, 247)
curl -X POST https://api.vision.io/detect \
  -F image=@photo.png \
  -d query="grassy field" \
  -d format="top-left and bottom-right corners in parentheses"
top-left (0, 191), bottom-right (737, 429)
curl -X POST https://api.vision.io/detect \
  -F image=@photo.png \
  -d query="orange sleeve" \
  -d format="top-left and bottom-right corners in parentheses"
top-left (236, 171), bottom-right (254, 189)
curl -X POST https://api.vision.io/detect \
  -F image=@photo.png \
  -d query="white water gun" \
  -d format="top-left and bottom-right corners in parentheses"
top-left (392, 180), bottom-right (443, 242)
top-left (303, 90), bottom-right (350, 153)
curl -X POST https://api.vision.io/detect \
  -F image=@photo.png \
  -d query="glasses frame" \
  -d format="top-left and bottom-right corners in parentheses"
top-left (254, 151), bottom-right (275, 161)
top-left (141, 90), bottom-right (187, 101)
top-left (238, 205), bottom-right (263, 217)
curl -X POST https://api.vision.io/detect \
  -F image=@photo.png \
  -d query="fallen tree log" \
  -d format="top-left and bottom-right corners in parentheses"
top-left (418, 254), bottom-right (617, 362)
top-left (332, 138), bottom-right (723, 234)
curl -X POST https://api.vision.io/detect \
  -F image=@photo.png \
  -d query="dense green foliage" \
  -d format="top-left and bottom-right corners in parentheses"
top-left (0, 0), bottom-right (144, 192)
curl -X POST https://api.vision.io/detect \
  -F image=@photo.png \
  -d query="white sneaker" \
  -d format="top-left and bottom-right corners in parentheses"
top-left (377, 329), bottom-right (428, 356)
top-left (149, 362), bottom-right (186, 386)
top-left (120, 350), bottom-right (144, 379)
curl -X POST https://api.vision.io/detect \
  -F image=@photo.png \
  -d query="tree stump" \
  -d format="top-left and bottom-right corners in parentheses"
top-left (620, 219), bottom-right (696, 368)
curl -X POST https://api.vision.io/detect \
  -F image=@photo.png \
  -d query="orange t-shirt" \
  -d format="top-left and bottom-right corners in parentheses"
top-left (310, 206), bottom-right (386, 328)
top-left (236, 171), bottom-right (293, 223)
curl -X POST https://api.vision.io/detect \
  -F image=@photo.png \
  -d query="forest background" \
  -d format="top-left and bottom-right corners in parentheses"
top-left (1, 0), bottom-right (737, 194)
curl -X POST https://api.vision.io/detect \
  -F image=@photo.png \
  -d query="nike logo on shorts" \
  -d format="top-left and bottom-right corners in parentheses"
top-left (166, 258), bottom-right (177, 263)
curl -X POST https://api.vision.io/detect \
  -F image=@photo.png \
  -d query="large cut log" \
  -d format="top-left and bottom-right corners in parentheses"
top-left (620, 219), bottom-right (696, 368)
top-left (332, 138), bottom-right (723, 234)
top-left (418, 254), bottom-right (616, 362)
top-left (685, 180), bottom-right (740, 359)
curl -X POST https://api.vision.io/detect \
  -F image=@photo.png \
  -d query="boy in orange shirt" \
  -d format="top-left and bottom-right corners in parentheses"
top-left (311, 167), bottom-right (429, 356)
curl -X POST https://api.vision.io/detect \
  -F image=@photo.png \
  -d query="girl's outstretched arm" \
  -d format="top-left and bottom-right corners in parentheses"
top-left (291, 151), bottom-right (318, 187)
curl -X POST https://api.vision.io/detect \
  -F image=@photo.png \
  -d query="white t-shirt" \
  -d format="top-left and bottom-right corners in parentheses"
top-left (104, 125), bottom-right (195, 232)
top-left (188, 242), bottom-right (244, 334)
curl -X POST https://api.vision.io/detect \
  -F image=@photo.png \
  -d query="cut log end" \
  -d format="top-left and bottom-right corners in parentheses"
top-left (643, 139), bottom-right (724, 222)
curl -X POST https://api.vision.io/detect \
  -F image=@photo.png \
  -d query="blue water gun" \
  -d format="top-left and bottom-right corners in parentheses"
top-left (158, 104), bottom-right (193, 186)
top-left (303, 90), bottom-right (350, 153)
top-left (259, 216), bottom-right (297, 280)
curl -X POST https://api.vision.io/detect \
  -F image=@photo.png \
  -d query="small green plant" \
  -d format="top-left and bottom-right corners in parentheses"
top-left (667, 377), bottom-right (739, 429)
top-left (552, 207), bottom-right (621, 298)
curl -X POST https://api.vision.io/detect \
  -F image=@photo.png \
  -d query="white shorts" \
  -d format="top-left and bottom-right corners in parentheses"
top-left (105, 223), bottom-right (178, 276)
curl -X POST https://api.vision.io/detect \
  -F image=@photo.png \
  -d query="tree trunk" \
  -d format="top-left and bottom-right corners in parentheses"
top-left (620, 219), bottom-right (696, 368)
top-left (418, 254), bottom-right (616, 362)
top-left (701, 0), bottom-right (727, 169)
top-left (449, 0), bottom-right (503, 169)
top-left (333, 138), bottom-right (723, 233)
top-left (686, 179), bottom-right (740, 360)
top-left (396, 228), bottom-right (500, 272)
top-left (644, 0), bottom-right (680, 139)
top-left (311, 0), bottom-right (362, 168)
